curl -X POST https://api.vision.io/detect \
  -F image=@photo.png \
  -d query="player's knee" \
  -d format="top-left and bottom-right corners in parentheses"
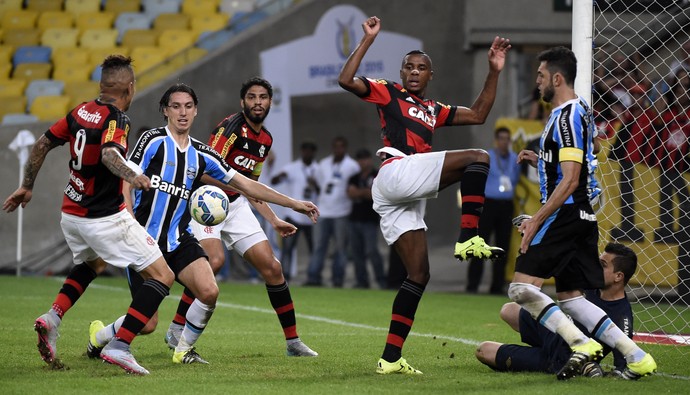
top-left (475, 342), bottom-right (496, 366)
top-left (472, 148), bottom-right (490, 164)
top-left (507, 282), bottom-right (533, 304)
top-left (207, 253), bottom-right (226, 274)
top-left (196, 282), bottom-right (219, 305)
top-left (259, 259), bottom-right (284, 284)
top-left (499, 302), bottom-right (519, 323)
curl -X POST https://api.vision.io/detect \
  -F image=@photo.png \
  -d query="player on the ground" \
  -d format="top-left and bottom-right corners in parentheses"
top-left (510, 46), bottom-right (656, 380)
top-left (86, 83), bottom-right (319, 364)
top-left (2, 55), bottom-right (175, 375)
top-left (476, 242), bottom-right (637, 377)
top-left (172, 77), bottom-right (318, 356)
top-left (337, 16), bottom-right (510, 374)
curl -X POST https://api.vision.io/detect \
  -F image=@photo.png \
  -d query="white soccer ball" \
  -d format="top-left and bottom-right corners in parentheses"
top-left (189, 185), bottom-right (229, 226)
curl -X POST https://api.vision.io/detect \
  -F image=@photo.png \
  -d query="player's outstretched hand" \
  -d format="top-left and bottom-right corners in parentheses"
top-left (2, 187), bottom-right (32, 213)
top-left (292, 200), bottom-right (319, 224)
top-left (130, 174), bottom-right (152, 191)
top-left (273, 218), bottom-right (298, 238)
top-left (517, 149), bottom-right (538, 168)
top-left (362, 16), bottom-right (381, 37)
top-left (487, 36), bottom-right (511, 72)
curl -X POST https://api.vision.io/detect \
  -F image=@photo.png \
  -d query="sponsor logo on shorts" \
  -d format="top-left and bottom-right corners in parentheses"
top-left (146, 236), bottom-right (155, 245)
top-left (204, 226), bottom-right (213, 233)
top-left (579, 210), bottom-right (596, 222)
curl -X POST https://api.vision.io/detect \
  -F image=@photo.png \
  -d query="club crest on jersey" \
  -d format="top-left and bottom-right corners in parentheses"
top-left (259, 145), bottom-right (266, 158)
top-left (186, 166), bottom-right (197, 180)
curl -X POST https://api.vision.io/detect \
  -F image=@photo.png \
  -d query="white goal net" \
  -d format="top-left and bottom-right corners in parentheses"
top-left (591, 0), bottom-right (690, 353)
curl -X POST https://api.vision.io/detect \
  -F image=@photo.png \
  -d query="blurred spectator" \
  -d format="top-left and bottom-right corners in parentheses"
top-left (526, 86), bottom-right (550, 123)
top-left (609, 84), bottom-right (656, 243)
top-left (648, 68), bottom-right (690, 243)
top-left (668, 39), bottom-right (690, 81)
top-left (270, 141), bottom-right (319, 281)
top-left (466, 127), bottom-right (520, 294)
top-left (305, 136), bottom-right (360, 287)
top-left (347, 148), bottom-right (386, 289)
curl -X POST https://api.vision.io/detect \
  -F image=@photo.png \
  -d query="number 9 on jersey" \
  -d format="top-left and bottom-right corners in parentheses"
top-left (189, 185), bottom-right (230, 226)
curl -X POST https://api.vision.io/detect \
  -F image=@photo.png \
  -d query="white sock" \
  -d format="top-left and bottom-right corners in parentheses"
top-left (176, 299), bottom-right (215, 353)
top-left (96, 315), bottom-right (125, 345)
top-left (560, 296), bottom-right (646, 363)
top-left (508, 283), bottom-right (589, 346)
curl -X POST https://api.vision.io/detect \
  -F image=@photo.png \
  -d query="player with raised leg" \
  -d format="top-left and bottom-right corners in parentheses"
top-left (511, 46), bottom-right (656, 380)
top-left (338, 16), bottom-right (510, 374)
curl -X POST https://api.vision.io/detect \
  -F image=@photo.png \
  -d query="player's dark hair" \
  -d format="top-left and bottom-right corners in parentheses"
top-left (537, 46), bottom-right (577, 86)
top-left (159, 83), bottom-right (199, 120)
top-left (402, 50), bottom-right (432, 68)
top-left (494, 127), bottom-right (511, 138)
top-left (605, 242), bottom-right (638, 285)
top-left (240, 77), bottom-right (273, 99)
top-left (333, 135), bottom-right (348, 147)
top-left (100, 55), bottom-right (134, 87)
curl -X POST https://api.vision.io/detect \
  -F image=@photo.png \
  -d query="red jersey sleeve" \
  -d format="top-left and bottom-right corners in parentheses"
top-left (435, 101), bottom-right (456, 128)
top-left (360, 77), bottom-right (392, 106)
top-left (101, 114), bottom-right (129, 153)
top-left (46, 117), bottom-right (70, 144)
top-left (207, 120), bottom-right (236, 160)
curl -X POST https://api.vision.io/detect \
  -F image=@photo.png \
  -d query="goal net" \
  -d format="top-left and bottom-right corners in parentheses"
top-left (591, 0), bottom-right (690, 352)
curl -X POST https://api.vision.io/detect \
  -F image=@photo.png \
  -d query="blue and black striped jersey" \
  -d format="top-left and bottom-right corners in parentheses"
top-left (128, 127), bottom-right (237, 252)
top-left (538, 97), bottom-right (600, 205)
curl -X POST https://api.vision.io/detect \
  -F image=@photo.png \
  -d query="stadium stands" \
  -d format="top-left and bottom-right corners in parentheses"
top-left (40, 28), bottom-right (80, 50)
top-left (36, 11), bottom-right (74, 31)
top-left (114, 12), bottom-right (152, 42)
top-left (1, 112), bottom-right (38, 124)
top-left (25, 78), bottom-right (63, 110)
top-left (12, 45), bottom-right (50, 67)
top-left (30, 94), bottom-right (70, 121)
top-left (104, 0), bottom-right (142, 14)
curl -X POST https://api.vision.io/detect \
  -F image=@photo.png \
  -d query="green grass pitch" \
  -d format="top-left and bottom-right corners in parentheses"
top-left (1, 276), bottom-right (688, 394)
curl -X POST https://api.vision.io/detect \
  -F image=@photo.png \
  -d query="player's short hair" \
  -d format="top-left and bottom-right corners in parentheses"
top-left (158, 83), bottom-right (199, 120)
top-left (402, 50), bottom-right (432, 68)
top-left (355, 148), bottom-right (371, 159)
top-left (604, 242), bottom-right (638, 285)
top-left (300, 141), bottom-right (317, 151)
top-left (494, 127), bottom-right (511, 138)
top-left (537, 46), bottom-right (577, 86)
top-left (240, 77), bottom-right (273, 99)
top-left (100, 55), bottom-right (134, 87)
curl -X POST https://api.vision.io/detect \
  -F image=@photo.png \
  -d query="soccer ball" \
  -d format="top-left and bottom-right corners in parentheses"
top-left (189, 185), bottom-right (229, 226)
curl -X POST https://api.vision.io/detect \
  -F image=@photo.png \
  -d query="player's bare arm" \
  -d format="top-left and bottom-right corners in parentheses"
top-left (452, 36), bottom-right (511, 125)
top-left (101, 147), bottom-right (151, 190)
top-left (338, 16), bottom-right (381, 96)
top-left (2, 134), bottom-right (58, 212)
top-left (518, 160), bottom-right (581, 253)
top-left (228, 173), bottom-right (319, 222)
top-left (517, 149), bottom-right (538, 168)
top-left (249, 198), bottom-right (298, 237)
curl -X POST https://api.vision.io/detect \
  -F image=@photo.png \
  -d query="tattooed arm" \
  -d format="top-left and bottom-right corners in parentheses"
top-left (101, 146), bottom-right (151, 190)
top-left (3, 135), bottom-right (59, 212)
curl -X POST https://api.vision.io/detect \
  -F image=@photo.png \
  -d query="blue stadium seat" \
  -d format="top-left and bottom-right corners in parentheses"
top-left (142, 0), bottom-right (181, 19)
top-left (25, 79), bottom-right (64, 111)
top-left (91, 64), bottom-right (102, 81)
top-left (114, 12), bottom-right (152, 43)
top-left (229, 10), bottom-right (267, 33)
top-left (1, 113), bottom-right (39, 125)
top-left (12, 45), bottom-right (51, 67)
top-left (196, 29), bottom-right (235, 51)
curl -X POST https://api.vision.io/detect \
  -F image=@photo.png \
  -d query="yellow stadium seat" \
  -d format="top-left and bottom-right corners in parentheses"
top-left (104, 0), bottom-right (142, 14)
top-left (64, 79), bottom-right (99, 105)
top-left (0, 78), bottom-right (25, 96)
top-left (153, 12), bottom-right (189, 31)
top-left (181, 0), bottom-right (218, 16)
top-left (129, 45), bottom-right (167, 73)
top-left (11, 62), bottom-right (51, 81)
top-left (0, 0), bottom-right (22, 19)
top-left (0, 95), bottom-right (27, 119)
top-left (1, 10), bottom-right (38, 29)
top-left (166, 46), bottom-right (206, 70)
top-left (37, 11), bottom-right (74, 32)
top-left (65, 0), bottom-right (101, 16)
top-left (2, 28), bottom-right (41, 47)
top-left (0, 44), bottom-right (13, 62)
top-left (0, 59), bottom-right (10, 79)
top-left (88, 47), bottom-right (130, 68)
top-left (121, 28), bottom-right (158, 49)
top-left (190, 12), bottom-right (228, 34)
top-left (158, 29), bottom-right (195, 54)
top-left (30, 95), bottom-right (71, 121)
top-left (26, 0), bottom-right (64, 12)
top-left (53, 63), bottom-right (92, 82)
top-left (79, 29), bottom-right (119, 49)
top-left (75, 12), bottom-right (116, 34)
top-left (53, 46), bottom-right (90, 68)
top-left (41, 28), bottom-right (80, 50)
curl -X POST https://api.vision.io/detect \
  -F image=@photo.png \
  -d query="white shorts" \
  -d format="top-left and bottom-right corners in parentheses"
top-left (372, 151), bottom-right (445, 245)
top-left (190, 195), bottom-right (267, 256)
top-left (60, 210), bottom-right (162, 272)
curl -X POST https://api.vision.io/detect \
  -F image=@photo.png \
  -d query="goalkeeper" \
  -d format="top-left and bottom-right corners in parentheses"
top-left (475, 242), bottom-right (637, 377)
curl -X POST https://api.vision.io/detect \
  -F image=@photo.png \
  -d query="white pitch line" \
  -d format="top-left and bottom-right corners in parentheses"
top-left (85, 280), bottom-right (689, 380)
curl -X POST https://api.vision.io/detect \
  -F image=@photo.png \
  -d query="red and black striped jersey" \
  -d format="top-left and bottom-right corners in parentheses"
top-left (608, 108), bottom-right (656, 165)
top-left (357, 77), bottom-right (457, 154)
top-left (648, 108), bottom-right (690, 172)
top-left (45, 100), bottom-right (130, 218)
top-left (207, 112), bottom-right (273, 198)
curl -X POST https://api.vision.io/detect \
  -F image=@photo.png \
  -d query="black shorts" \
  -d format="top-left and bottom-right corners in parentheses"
top-left (494, 310), bottom-right (571, 373)
top-left (127, 235), bottom-right (208, 297)
top-left (515, 203), bottom-right (603, 292)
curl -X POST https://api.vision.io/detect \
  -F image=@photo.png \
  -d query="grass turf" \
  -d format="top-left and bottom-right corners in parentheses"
top-left (0, 275), bottom-right (688, 394)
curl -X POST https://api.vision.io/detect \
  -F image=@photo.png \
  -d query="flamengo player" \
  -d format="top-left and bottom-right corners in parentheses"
top-left (179, 77), bottom-right (317, 356)
top-left (2, 55), bottom-right (175, 375)
top-left (338, 16), bottom-right (510, 374)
